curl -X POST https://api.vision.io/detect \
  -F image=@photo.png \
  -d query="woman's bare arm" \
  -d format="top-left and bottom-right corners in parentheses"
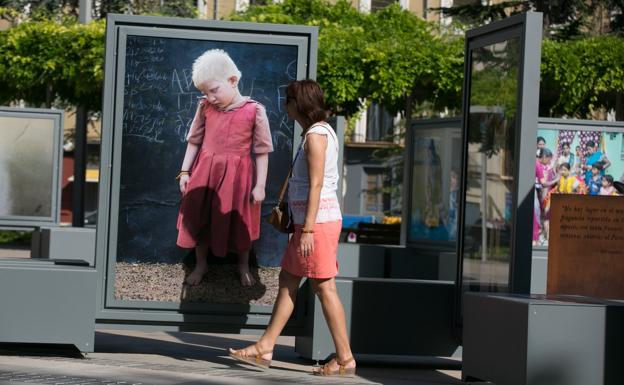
top-left (303, 133), bottom-right (328, 230)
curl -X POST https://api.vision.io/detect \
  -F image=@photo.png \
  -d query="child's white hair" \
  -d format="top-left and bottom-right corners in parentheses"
top-left (192, 49), bottom-right (242, 86)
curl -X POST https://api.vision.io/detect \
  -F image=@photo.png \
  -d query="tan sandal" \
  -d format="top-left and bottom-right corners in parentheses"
top-left (228, 345), bottom-right (272, 370)
top-left (313, 357), bottom-right (356, 377)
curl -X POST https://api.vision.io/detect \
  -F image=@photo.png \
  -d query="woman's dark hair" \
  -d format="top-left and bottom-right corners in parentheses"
top-left (586, 140), bottom-right (596, 148)
top-left (537, 136), bottom-right (546, 144)
top-left (286, 80), bottom-right (330, 124)
top-left (559, 162), bottom-right (570, 170)
top-left (537, 148), bottom-right (553, 159)
top-left (592, 161), bottom-right (604, 171)
top-left (604, 174), bottom-right (614, 184)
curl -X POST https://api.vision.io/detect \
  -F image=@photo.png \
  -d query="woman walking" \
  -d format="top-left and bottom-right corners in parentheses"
top-left (228, 80), bottom-right (356, 376)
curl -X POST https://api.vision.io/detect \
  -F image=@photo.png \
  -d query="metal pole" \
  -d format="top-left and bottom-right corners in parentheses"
top-left (79, 0), bottom-right (91, 23)
top-left (213, 0), bottom-right (218, 19)
top-left (73, 0), bottom-right (91, 227)
top-left (481, 152), bottom-right (487, 262)
top-left (197, 0), bottom-right (206, 18)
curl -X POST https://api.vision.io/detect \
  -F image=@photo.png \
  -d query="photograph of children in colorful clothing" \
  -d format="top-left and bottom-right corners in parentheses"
top-left (533, 128), bottom-right (623, 246)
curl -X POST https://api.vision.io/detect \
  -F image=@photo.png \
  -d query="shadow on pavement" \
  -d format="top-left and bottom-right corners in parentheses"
top-left (0, 342), bottom-right (84, 358)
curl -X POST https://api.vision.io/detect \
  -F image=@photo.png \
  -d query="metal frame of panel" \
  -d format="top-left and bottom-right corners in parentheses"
top-left (96, 14), bottom-right (318, 330)
top-left (454, 12), bottom-right (543, 331)
top-left (0, 107), bottom-right (63, 228)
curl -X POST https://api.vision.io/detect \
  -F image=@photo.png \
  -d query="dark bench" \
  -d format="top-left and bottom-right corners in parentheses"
top-left (354, 222), bottom-right (401, 245)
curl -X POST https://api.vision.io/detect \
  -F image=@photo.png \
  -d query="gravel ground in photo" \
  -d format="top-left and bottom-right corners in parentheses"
top-left (114, 262), bottom-right (280, 305)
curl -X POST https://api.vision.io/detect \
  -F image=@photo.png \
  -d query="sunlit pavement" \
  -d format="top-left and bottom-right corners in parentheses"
top-left (0, 330), bottom-right (466, 385)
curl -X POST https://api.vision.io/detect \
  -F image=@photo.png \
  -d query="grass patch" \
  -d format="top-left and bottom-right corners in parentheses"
top-left (0, 230), bottom-right (32, 246)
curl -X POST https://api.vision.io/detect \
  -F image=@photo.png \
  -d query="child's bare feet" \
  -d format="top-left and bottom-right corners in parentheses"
top-left (238, 265), bottom-right (256, 287)
top-left (186, 263), bottom-right (208, 286)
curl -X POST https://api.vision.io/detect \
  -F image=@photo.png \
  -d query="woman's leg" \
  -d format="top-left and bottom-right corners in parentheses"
top-left (186, 242), bottom-right (209, 285)
top-left (229, 269), bottom-right (301, 359)
top-left (237, 250), bottom-right (255, 287)
top-left (309, 277), bottom-right (356, 369)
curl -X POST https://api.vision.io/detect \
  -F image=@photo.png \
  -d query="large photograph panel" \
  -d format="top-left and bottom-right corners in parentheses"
top-left (533, 125), bottom-right (624, 247)
top-left (113, 34), bottom-right (298, 306)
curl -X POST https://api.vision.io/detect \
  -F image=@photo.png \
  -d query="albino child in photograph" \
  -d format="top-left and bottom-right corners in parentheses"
top-left (176, 49), bottom-right (274, 287)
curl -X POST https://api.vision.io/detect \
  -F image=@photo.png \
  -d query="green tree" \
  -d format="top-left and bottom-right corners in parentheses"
top-left (0, 0), bottom-right (79, 19)
top-left (540, 36), bottom-right (624, 118)
top-left (0, 0), bottom-right (197, 20)
top-left (230, 0), bottom-right (463, 117)
top-left (1, 1), bottom-right (623, 120)
top-left (435, 0), bottom-right (624, 39)
top-left (92, 0), bottom-right (197, 19)
top-left (0, 19), bottom-right (105, 110)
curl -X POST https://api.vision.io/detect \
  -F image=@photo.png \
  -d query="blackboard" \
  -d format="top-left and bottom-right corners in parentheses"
top-left (116, 35), bottom-right (298, 263)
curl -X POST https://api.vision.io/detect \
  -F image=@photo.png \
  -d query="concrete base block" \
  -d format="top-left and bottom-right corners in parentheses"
top-left (295, 278), bottom-right (458, 360)
top-left (337, 243), bottom-right (385, 278)
top-left (31, 227), bottom-right (95, 266)
top-left (463, 293), bottom-right (624, 385)
top-left (0, 262), bottom-right (97, 352)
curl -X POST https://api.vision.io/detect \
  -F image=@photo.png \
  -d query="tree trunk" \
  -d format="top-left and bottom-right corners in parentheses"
top-left (46, 84), bottom-right (53, 108)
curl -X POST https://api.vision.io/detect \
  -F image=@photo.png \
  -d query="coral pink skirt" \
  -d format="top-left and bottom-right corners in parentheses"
top-left (281, 221), bottom-right (342, 279)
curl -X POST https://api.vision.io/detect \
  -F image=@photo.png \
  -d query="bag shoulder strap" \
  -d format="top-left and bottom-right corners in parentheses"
top-left (276, 145), bottom-right (302, 204)
top-left (276, 168), bottom-right (291, 204)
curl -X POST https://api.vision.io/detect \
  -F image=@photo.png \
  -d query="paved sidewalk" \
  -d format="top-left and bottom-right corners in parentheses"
top-left (0, 330), bottom-right (465, 385)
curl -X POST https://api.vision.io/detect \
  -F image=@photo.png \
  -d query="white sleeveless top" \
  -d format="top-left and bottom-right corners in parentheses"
top-left (288, 122), bottom-right (342, 224)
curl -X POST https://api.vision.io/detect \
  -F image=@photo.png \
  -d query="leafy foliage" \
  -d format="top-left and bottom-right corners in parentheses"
top-left (0, 230), bottom-right (31, 245)
top-left (230, 0), bottom-right (463, 117)
top-left (92, 0), bottom-right (197, 19)
top-left (0, 0), bottom-right (622, 119)
top-left (0, 5), bottom-right (19, 22)
top-left (0, 0), bottom-right (197, 20)
top-left (540, 36), bottom-right (624, 117)
top-left (0, 0), bottom-right (79, 19)
top-left (434, 0), bottom-right (624, 39)
top-left (0, 18), bottom-right (105, 110)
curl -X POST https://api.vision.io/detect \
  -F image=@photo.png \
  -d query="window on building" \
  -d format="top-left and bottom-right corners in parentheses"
top-left (371, 0), bottom-right (398, 12)
top-left (366, 102), bottom-right (395, 141)
top-left (363, 167), bottom-right (391, 215)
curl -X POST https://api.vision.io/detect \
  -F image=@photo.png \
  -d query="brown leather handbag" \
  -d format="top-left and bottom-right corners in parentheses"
top-left (267, 169), bottom-right (294, 233)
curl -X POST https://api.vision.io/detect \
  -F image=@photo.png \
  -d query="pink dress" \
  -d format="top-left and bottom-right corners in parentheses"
top-left (176, 97), bottom-right (273, 256)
